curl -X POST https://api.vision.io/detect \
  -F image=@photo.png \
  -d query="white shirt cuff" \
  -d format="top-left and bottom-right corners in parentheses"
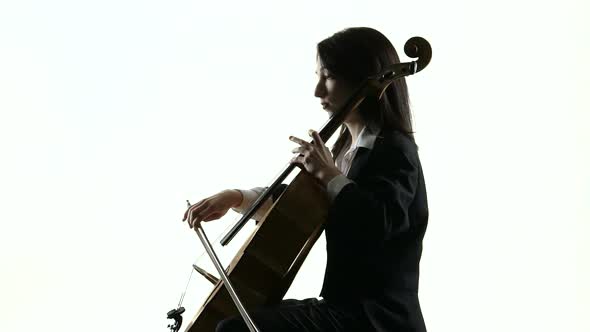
top-left (231, 187), bottom-right (273, 221)
top-left (326, 174), bottom-right (354, 201)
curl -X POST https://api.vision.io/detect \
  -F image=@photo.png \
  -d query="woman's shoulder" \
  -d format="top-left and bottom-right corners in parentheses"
top-left (377, 129), bottom-right (418, 154)
top-left (372, 129), bottom-right (423, 173)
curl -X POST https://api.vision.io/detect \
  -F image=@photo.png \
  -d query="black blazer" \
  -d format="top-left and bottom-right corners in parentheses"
top-left (320, 129), bottom-right (429, 332)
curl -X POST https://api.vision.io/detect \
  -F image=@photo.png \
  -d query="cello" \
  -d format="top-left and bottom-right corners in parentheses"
top-left (167, 36), bottom-right (432, 332)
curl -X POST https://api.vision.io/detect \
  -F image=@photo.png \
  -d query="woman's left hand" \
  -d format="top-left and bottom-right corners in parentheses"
top-left (290, 129), bottom-right (342, 186)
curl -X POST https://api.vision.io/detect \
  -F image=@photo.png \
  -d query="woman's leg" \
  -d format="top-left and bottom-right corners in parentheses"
top-left (215, 298), bottom-right (364, 332)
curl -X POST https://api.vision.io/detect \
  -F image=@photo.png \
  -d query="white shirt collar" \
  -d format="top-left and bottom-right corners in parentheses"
top-left (350, 125), bottom-right (379, 151)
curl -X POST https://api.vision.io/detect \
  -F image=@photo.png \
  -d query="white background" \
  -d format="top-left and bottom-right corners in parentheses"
top-left (0, 0), bottom-right (588, 331)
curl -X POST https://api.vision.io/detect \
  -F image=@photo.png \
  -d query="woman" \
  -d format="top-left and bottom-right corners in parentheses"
top-left (183, 27), bottom-right (429, 332)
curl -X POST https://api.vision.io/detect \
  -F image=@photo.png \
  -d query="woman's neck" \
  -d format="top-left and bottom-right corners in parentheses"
top-left (344, 121), bottom-right (365, 146)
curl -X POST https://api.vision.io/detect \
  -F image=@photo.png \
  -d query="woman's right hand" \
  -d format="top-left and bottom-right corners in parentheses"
top-left (182, 189), bottom-right (243, 229)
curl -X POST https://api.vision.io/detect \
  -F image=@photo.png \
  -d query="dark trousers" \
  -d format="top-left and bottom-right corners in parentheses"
top-left (215, 298), bottom-right (367, 332)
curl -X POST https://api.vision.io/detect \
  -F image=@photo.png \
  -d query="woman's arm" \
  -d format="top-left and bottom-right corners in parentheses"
top-left (230, 184), bottom-right (287, 222)
top-left (327, 147), bottom-right (419, 242)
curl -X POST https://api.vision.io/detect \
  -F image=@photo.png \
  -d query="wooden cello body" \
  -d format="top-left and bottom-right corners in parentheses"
top-left (185, 171), bottom-right (329, 331)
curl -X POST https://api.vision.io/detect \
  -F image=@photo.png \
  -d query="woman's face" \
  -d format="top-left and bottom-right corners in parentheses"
top-left (314, 59), bottom-right (356, 116)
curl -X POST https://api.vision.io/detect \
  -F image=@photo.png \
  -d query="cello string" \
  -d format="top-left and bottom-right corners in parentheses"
top-left (178, 266), bottom-right (194, 307)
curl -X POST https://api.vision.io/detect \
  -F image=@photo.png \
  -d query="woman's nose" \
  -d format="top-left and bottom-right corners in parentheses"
top-left (314, 81), bottom-right (326, 98)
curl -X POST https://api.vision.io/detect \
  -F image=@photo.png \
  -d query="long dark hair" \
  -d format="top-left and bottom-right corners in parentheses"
top-left (317, 27), bottom-right (414, 157)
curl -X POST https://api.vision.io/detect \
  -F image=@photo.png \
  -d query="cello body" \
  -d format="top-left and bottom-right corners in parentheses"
top-left (185, 171), bottom-right (329, 331)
